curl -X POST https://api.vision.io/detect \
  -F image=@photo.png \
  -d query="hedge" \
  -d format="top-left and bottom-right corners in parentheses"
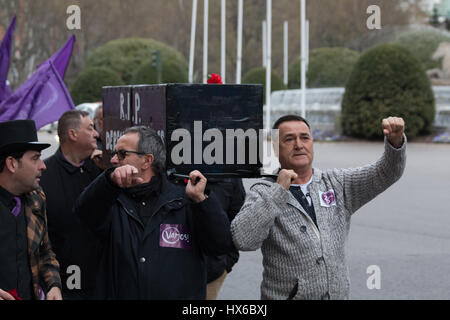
top-left (342, 43), bottom-right (435, 139)
top-left (131, 58), bottom-right (188, 85)
top-left (84, 38), bottom-right (188, 85)
top-left (70, 67), bottom-right (124, 105)
top-left (288, 47), bottom-right (360, 89)
top-left (395, 29), bottom-right (450, 71)
top-left (242, 67), bottom-right (285, 103)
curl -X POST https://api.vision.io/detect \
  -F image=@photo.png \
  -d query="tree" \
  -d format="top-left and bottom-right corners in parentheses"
top-left (70, 67), bottom-right (124, 105)
top-left (242, 67), bottom-right (284, 103)
top-left (396, 29), bottom-right (450, 71)
top-left (342, 43), bottom-right (435, 139)
top-left (131, 58), bottom-right (188, 85)
top-left (430, 7), bottom-right (441, 27)
top-left (0, 0), bottom-right (71, 87)
top-left (0, 0), bottom-right (428, 89)
top-left (288, 47), bottom-right (360, 88)
top-left (84, 38), bottom-right (188, 85)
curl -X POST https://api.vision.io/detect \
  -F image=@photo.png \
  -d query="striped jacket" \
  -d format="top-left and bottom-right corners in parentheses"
top-left (231, 137), bottom-right (406, 299)
top-left (24, 187), bottom-right (61, 299)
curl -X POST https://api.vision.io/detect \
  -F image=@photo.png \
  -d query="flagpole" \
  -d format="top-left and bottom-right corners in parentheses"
top-left (189, 0), bottom-right (198, 83)
top-left (236, 0), bottom-right (243, 84)
top-left (283, 21), bottom-right (288, 87)
top-left (265, 0), bottom-right (271, 131)
top-left (203, 0), bottom-right (209, 84)
top-left (306, 19), bottom-right (309, 71)
top-left (300, 0), bottom-right (306, 118)
top-left (221, 0), bottom-right (226, 83)
top-left (262, 20), bottom-right (267, 67)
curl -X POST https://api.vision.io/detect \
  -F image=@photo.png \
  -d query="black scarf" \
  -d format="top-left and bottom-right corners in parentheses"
top-left (124, 174), bottom-right (162, 226)
top-left (124, 173), bottom-right (162, 201)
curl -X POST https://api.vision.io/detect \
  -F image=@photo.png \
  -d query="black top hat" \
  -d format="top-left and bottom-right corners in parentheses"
top-left (0, 120), bottom-right (50, 156)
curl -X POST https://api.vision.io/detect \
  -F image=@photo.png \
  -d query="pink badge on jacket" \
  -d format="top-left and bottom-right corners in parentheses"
top-left (159, 224), bottom-right (192, 249)
top-left (319, 190), bottom-right (336, 207)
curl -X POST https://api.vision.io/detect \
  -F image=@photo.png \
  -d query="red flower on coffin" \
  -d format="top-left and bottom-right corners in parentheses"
top-left (207, 73), bottom-right (223, 84)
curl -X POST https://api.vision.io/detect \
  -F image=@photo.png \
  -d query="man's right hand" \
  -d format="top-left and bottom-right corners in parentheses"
top-left (91, 149), bottom-right (106, 170)
top-left (0, 289), bottom-right (15, 300)
top-left (110, 165), bottom-right (144, 188)
top-left (276, 169), bottom-right (298, 190)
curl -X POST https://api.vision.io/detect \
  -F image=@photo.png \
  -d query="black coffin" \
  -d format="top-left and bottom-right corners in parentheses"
top-left (102, 84), bottom-right (263, 178)
top-left (102, 85), bottom-right (133, 163)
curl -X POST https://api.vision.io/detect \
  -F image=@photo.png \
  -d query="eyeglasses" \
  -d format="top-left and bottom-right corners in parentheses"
top-left (111, 149), bottom-right (145, 160)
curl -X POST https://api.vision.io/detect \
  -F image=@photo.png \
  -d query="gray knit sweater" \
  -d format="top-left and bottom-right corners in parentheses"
top-left (231, 137), bottom-right (407, 300)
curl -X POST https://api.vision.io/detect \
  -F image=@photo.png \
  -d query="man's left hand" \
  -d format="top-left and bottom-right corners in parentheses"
top-left (382, 117), bottom-right (405, 148)
top-left (185, 170), bottom-right (207, 203)
top-left (46, 286), bottom-right (62, 300)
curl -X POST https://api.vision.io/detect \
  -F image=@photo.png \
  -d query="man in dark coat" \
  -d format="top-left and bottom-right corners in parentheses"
top-left (74, 126), bottom-right (235, 299)
top-left (40, 110), bottom-right (103, 299)
top-left (0, 120), bottom-right (62, 300)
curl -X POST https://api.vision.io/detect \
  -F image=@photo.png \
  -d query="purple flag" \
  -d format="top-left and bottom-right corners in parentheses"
top-left (0, 16), bottom-right (16, 102)
top-left (0, 61), bottom-right (75, 129)
top-left (36, 35), bottom-right (75, 79)
top-left (51, 34), bottom-right (75, 79)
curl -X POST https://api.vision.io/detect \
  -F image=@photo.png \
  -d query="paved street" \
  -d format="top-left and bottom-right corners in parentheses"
top-left (38, 131), bottom-right (450, 299)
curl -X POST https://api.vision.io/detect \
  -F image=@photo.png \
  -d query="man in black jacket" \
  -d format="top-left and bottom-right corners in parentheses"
top-left (74, 126), bottom-right (235, 299)
top-left (40, 110), bottom-right (103, 299)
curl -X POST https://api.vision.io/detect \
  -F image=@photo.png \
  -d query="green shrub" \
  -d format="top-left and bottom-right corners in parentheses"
top-left (70, 67), bottom-right (124, 105)
top-left (342, 43), bottom-right (435, 139)
top-left (85, 38), bottom-right (188, 84)
top-left (395, 29), bottom-right (450, 71)
top-left (242, 67), bottom-right (284, 103)
top-left (288, 47), bottom-right (360, 89)
top-left (131, 58), bottom-right (188, 84)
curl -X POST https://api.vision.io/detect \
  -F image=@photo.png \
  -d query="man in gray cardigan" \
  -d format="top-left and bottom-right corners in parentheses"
top-left (231, 115), bottom-right (406, 300)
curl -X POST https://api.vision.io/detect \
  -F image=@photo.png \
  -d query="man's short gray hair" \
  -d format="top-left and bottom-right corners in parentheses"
top-left (58, 110), bottom-right (90, 144)
top-left (123, 126), bottom-right (166, 173)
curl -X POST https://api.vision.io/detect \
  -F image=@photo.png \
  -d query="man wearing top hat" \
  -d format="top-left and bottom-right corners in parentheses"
top-left (0, 120), bottom-right (62, 300)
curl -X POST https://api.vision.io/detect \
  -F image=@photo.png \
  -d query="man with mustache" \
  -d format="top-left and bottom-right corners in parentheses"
top-left (231, 115), bottom-right (406, 300)
top-left (0, 120), bottom-right (61, 300)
